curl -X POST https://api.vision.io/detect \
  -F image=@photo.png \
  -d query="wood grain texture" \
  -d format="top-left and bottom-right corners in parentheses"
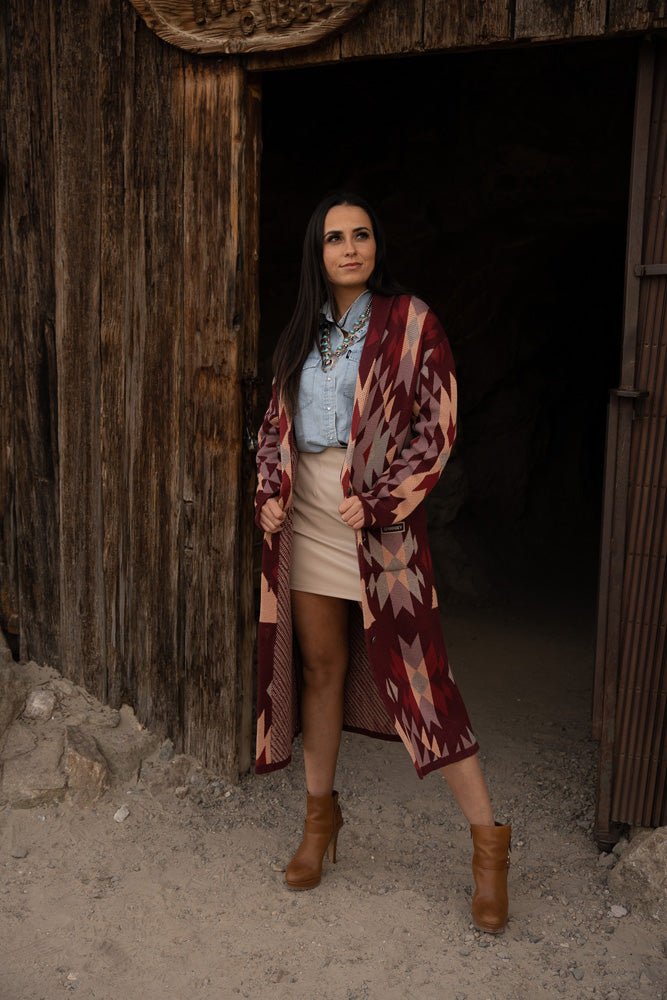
top-left (0, 5), bottom-right (18, 639)
top-left (340, 0), bottom-right (422, 59)
top-left (99, 0), bottom-right (134, 710)
top-left (514, 0), bottom-right (606, 40)
top-left (52, 0), bottom-right (106, 694)
top-left (608, 0), bottom-right (667, 32)
top-left (182, 57), bottom-right (246, 777)
top-left (245, 30), bottom-right (340, 69)
top-left (119, 19), bottom-right (185, 740)
top-left (423, 0), bottom-right (511, 50)
top-left (5, 0), bottom-right (61, 664)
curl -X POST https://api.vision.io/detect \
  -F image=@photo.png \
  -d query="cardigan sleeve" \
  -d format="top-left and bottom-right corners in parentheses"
top-left (355, 317), bottom-right (457, 528)
top-left (254, 385), bottom-right (283, 528)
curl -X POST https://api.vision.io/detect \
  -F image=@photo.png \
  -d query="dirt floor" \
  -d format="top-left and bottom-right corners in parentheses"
top-left (1, 593), bottom-right (665, 1000)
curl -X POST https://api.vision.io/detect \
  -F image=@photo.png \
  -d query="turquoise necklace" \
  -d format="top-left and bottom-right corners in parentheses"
top-left (318, 298), bottom-right (372, 372)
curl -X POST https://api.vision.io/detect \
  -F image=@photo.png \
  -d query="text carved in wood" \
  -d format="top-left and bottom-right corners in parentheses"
top-left (127, 0), bottom-right (373, 53)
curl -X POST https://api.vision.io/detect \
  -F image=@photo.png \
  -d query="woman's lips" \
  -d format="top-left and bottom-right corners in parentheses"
top-left (341, 262), bottom-right (361, 269)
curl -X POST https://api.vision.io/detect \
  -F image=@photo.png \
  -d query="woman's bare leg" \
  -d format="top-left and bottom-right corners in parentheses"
top-left (291, 590), bottom-right (349, 796)
top-left (441, 753), bottom-right (495, 826)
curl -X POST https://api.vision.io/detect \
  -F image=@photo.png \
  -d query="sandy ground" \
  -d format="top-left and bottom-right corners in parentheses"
top-left (1, 594), bottom-right (665, 1000)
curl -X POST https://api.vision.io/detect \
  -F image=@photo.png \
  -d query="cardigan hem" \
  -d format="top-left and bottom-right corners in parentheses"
top-left (414, 739), bottom-right (480, 779)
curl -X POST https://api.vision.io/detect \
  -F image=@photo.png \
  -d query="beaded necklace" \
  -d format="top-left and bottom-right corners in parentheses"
top-left (317, 298), bottom-right (372, 372)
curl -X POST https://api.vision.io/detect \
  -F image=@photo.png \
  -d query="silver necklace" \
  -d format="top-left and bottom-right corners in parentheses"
top-left (317, 299), bottom-right (372, 372)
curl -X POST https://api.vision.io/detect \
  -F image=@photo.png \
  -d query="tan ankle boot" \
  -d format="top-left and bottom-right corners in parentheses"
top-left (285, 791), bottom-right (344, 890)
top-left (470, 822), bottom-right (511, 933)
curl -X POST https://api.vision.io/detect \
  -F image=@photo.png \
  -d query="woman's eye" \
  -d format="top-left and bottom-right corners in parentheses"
top-left (325, 233), bottom-right (341, 243)
top-left (356, 231), bottom-right (370, 240)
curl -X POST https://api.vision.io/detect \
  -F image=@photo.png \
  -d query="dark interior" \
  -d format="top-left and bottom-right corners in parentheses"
top-left (257, 39), bottom-right (638, 612)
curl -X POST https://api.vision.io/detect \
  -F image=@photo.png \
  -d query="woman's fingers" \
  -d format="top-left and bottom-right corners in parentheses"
top-left (260, 497), bottom-right (286, 533)
top-left (338, 495), bottom-right (365, 529)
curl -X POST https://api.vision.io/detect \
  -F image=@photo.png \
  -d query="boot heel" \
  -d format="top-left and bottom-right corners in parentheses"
top-left (327, 827), bottom-right (339, 864)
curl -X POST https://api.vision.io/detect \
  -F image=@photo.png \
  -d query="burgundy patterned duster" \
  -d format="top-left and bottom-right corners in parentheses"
top-left (254, 294), bottom-right (479, 778)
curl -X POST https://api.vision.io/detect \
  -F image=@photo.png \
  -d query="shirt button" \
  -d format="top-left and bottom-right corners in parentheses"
top-left (327, 407), bottom-right (331, 411)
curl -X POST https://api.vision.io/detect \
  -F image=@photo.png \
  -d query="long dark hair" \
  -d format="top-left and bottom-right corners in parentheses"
top-left (272, 192), bottom-right (403, 417)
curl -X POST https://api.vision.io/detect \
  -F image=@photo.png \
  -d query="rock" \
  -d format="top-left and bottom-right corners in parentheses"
top-left (607, 827), bottom-right (667, 922)
top-left (91, 705), bottom-right (161, 782)
top-left (0, 725), bottom-right (67, 807)
top-left (158, 739), bottom-right (175, 761)
top-left (10, 846), bottom-right (28, 859)
top-left (23, 688), bottom-right (57, 720)
top-left (609, 904), bottom-right (627, 918)
top-left (174, 785), bottom-right (189, 799)
top-left (113, 805), bottom-right (130, 823)
top-left (64, 726), bottom-right (110, 807)
top-left (597, 852), bottom-right (616, 868)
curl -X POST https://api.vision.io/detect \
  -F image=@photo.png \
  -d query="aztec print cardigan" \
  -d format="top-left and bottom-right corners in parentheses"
top-left (254, 294), bottom-right (479, 778)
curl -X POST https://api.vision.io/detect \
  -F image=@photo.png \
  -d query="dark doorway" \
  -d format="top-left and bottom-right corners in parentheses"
top-left (257, 38), bottom-right (637, 620)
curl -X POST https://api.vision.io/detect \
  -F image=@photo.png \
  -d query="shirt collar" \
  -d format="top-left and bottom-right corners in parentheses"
top-left (321, 289), bottom-right (373, 329)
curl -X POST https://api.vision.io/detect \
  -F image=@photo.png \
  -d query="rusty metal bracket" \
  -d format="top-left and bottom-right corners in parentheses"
top-left (612, 387), bottom-right (649, 398)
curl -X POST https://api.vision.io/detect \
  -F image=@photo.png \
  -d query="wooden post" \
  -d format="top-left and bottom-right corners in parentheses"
top-left (182, 55), bottom-right (255, 777)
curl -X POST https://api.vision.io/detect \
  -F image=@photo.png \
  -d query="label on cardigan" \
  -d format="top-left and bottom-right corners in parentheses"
top-left (126, 0), bottom-right (375, 54)
top-left (381, 522), bottom-right (405, 534)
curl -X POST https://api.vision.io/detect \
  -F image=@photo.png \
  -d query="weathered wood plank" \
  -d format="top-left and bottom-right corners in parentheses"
top-left (5, 0), bottom-right (60, 664)
top-left (52, 0), bottom-right (106, 694)
top-left (0, 4), bottom-right (18, 642)
top-left (122, 20), bottom-right (185, 739)
top-left (237, 74), bottom-right (263, 774)
top-left (99, 0), bottom-right (137, 710)
top-left (182, 57), bottom-right (246, 777)
top-left (341, 0), bottom-right (422, 59)
top-left (608, 0), bottom-right (667, 32)
top-left (514, 0), bottom-right (606, 40)
top-left (245, 30), bottom-right (341, 70)
top-left (423, 0), bottom-right (511, 50)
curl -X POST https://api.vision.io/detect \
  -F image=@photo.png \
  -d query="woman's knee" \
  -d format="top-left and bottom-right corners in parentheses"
top-left (301, 652), bottom-right (347, 693)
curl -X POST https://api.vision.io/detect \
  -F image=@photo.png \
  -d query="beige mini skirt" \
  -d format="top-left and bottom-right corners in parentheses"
top-left (290, 447), bottom-right (361, 601)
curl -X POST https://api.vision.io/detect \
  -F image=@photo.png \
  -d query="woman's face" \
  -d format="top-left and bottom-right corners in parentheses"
top-left (322, 204), bottom-right (377, 299)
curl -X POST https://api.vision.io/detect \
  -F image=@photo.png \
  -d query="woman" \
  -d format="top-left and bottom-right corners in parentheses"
top-left (255, 193), bottom-right (511, 933)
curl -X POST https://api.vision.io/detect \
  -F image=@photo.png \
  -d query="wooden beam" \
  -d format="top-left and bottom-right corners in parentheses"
top-left (340, 0), bottom-right (423, 59)
top-left (608, 0), bottom-right (667, 33)
top-left (514, 0), bottom-right (606, 40)
top-left (423, 0), bottom-right (512, 51)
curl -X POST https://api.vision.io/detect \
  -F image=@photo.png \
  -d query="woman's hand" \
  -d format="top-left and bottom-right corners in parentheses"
top-left (338, 495), bottom-right (366, 530)
top-left (259, 497), bottom-right (286, 533)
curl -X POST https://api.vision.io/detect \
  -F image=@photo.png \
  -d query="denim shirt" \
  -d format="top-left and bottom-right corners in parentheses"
top-left (293, 290), bottom-right (372, 453)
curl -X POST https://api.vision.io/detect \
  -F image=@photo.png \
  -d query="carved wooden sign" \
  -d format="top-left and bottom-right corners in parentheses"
top-left (126, 1), bottom-right (375, 54)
